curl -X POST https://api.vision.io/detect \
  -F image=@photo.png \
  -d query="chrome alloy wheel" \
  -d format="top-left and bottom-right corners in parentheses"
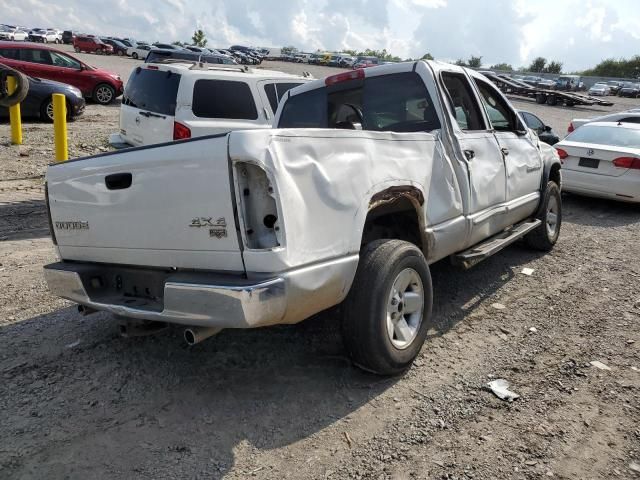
top-left (386, 268), bottom-right (424, 349)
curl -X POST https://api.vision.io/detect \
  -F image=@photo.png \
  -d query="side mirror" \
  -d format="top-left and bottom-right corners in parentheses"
top-left (543, 125), bottom-right (552, 132)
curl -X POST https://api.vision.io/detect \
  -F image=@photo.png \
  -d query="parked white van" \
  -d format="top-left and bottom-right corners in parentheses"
top-left (109, 63), bottom-right (311, 148)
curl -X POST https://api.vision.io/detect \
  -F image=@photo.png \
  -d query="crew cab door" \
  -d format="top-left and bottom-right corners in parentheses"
top-left (471, 75), bottom-right (542, 222)
top-left (440, 70), bottom-right (507, 244)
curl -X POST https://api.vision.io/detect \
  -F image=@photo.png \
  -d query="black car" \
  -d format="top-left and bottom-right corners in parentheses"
top-left (519, 110), bottom-right (559, 145)
top-left (100, 38), bottom-right (127, 56)
top-left (0, 76), bottom-right (85, 122)
top-left (618, 83), bottom-right (640, 98)
top-left (62, 30), bottom-right (74, 44)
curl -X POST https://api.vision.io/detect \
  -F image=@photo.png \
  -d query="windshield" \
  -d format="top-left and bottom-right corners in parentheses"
top-left (565, 125), bottom-right (640, 148)
top-left (123, 67), bottom-right (181, 116)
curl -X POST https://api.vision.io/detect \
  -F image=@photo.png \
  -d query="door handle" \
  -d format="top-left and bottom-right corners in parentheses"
top-left (463, 149), bottom-right (475, 161)
top-left (501, 147), bottom-right (509, 156)
top-left (105, 173), bottom-right (132, 190)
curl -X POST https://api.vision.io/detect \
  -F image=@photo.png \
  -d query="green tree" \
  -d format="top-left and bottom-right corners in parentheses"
top-left (490, 62), bottom-right (513, 71)
top-left (281, 45), bottom-right (298, 55)
top-left (582, 56), bottom-right (640, 78)
top-left (528, 57), bottom-right (547, 73)
top-left (421, 52), bottom-right (434, 60)
top-left (545, 61), bottom-right (563, 74)
top-left (467, 55), bottom-right (482, 68)
top-left (172, 40), bottom-right (184, 47)
top-left (191, 29), bottom-right (207, 48)
top-left (454, 59), bottom-right (466, 66)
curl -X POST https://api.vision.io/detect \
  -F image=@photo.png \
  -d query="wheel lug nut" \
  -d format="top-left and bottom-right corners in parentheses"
top-left (391, 298), bottom-right (398, 306)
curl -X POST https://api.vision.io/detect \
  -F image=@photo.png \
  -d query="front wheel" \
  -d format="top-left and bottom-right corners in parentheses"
top-left (132, 52), bottom-right (138, 59)
top-left (74, 46), bottom-right (81, 53)
top-left (93, 83), bottom-right (115, 105)
top-left (341, 239), bottom-right (433, 375)
top-left (525, 181), bottom-right (562, 251)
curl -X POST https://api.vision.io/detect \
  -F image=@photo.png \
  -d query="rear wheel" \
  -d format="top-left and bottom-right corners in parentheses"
top-left (93, 83), bottom-right (115, 105)
top-left (40, 98), bottom-right (71, 122)
top-left (546, 95), bottom-right (558, 106)
top-left (132, 52), bottom-right (138, 59)
top-left (525, 181), bottom-right (562, 251)
top-left (117, 50), bottom-right (124, 56)
top-left (74, 46), bottom-right (81, 53)
top-left (341, 239), bottom-right (433, 375)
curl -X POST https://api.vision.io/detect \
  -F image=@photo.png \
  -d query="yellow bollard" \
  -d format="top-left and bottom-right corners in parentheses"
top-left (52, 93), bottom-right (68, 162)
top-left (8, 76), bottom-right (22, 145)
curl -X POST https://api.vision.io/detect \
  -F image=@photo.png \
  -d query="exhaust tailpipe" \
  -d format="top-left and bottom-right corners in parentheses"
top-left (78, 304), bottom-right (97, 316)
top-left (184, 326), bottom-right (221, 346)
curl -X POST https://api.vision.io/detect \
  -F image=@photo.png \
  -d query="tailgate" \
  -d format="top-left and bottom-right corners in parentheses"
top-left (46, 135), bottom-right (244, 272)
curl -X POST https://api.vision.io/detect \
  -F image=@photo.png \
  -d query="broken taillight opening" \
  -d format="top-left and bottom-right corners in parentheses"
top-left (325, 68), bottom-right (365, 86)
top-left (567, 122), bottom-right (574, 133)
top-left (612, 157), bottom-right (640, 169)
top-left (173, 122), bottom-right (191, 140)
top-left (555, 148), bottom-right (568, 162)
top-left (146, 66), bottom-right (159, 70)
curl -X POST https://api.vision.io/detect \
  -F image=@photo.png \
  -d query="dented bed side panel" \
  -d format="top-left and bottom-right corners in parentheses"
top-left (228, 128), bottom-right (464, 274)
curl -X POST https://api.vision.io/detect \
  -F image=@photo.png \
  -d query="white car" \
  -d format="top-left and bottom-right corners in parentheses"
top-left (109, 63), bottom-right (310, 148)
top-left (588, 83), bottom-right (610, 96)
top-left (28, 28), bottom-right (61, 43)
top-left (0, 26), bottom-right (28, 41)
top-left (568, 110), bottom-right (640, 133)
top-left (126, 44), bottom-right (151, 60)
top-left (555, 122), bottom-right (640, 203)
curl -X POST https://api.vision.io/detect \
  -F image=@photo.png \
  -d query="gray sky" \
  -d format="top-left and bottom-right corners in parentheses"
top-left (4, 0), bottom-right (639, 70)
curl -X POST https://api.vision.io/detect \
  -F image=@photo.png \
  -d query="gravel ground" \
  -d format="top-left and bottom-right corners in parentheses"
top-left (1, 53), bottom-right (639, 480)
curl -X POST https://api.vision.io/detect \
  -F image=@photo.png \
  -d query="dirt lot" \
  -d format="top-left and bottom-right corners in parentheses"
top-left (1, 53), bottom-right (639, 480)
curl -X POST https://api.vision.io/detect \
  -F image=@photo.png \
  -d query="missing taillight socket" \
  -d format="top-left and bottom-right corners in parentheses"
top-left (263, 214), bottom-right (277, 229)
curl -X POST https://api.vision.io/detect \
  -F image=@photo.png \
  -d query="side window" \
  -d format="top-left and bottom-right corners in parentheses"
top-left (0, 48), bottom-right (19, 59)
top-left (192, 79), bottom-right (258, 120)
top-left (21, 49), bottom-right (53, 65)
top-left (521, 112), bottom-right (543, 131)
top-left (473, 78), bottom-right (523, 132)
top-left (50, 52), bottom-right (81, 69)
top-left (619, 117), bottom-right (640, 124)
top-left (263, 82), bottom-right (304, 113)
top-left (441, 72), bottom-right (485, 131)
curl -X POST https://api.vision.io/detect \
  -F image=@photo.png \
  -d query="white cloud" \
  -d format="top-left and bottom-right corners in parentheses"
top-left (3, 0), bottom-right (639, 70)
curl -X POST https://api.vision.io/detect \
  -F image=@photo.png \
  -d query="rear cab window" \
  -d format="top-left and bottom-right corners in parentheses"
top-left (278, 72), bottom-right (440, 133)
top-left (123, 67), bottom-right (181, 116)
top-left (192, 79), bottom-right (257, 119)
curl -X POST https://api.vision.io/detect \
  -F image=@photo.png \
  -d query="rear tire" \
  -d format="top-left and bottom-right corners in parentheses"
top-left (74, 46), bottom-right (81, 53)
top-left (525, 181), bottom-right (562, 251)
top-left (132, 52), bottom-right (138, 59)
top-left (546, 95), bottom-right (558, 106)
top-left (341, 239), bottom-right (433, 375)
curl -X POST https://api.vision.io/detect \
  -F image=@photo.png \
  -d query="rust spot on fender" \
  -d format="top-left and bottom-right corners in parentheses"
top-left (369, 186), bottom-right (424, 210)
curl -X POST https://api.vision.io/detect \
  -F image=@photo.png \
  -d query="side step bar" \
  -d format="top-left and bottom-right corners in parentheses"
top-left (451, 219), bottom-right (541, 269)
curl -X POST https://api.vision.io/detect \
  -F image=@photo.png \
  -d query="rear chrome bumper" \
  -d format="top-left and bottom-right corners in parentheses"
top-left (43, 255), bottom-right (359, 328)
top-left (43, 263), bottom-right (287, 328)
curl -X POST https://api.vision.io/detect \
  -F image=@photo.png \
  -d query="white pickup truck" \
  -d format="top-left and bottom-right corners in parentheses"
top-left (44, 61), bottom-right (562, 375)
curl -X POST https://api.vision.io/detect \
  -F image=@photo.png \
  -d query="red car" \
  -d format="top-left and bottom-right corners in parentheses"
top-left (73, 36), bottom-right (113, 55)
top-left (0, 42), bottom-right (123, 104)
